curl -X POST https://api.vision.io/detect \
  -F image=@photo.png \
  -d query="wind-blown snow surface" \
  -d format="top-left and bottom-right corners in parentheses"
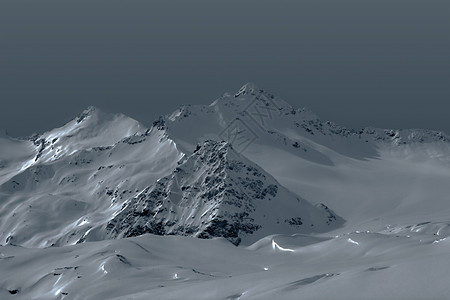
top-left (2, 232), bottom-right (450, 300)
top-left (1, 84), bottom-right (450, 299)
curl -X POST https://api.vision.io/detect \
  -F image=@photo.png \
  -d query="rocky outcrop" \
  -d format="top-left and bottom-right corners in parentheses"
top-left (105, 140), bottom-right (344, 245)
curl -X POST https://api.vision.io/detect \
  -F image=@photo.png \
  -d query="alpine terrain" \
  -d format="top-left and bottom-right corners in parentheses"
top-left (1, 83), bottom-right (450, 299)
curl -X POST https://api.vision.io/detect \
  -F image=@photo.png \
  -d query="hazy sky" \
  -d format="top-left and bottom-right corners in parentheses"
top-left (1, 0), bottom-right (449, 137)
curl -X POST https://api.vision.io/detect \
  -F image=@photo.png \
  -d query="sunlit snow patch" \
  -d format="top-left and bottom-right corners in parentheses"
top-left (101, 264), bottom-right (108, 274)
top-left (347, 238), bottom-right (359, 245)
top-left (272, 240), bottom-right (295, 252)
top-left (432, 238), bottom-right (447, 244)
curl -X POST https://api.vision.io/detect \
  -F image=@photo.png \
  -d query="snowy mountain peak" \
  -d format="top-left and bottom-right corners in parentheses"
top-left (232, 82), bottom-right (293, 111)
top-left (75, 105), bottom-right (99, 123)
top-left (234, 82), bottom-right (261, 98)
top-left (164, 83), bottom-right (450, 164)
top-left (30, 107), bottom-right (147, 164)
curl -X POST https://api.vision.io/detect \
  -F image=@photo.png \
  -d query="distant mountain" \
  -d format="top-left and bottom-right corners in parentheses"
top-left (162, 83), bottom-right (450, 228)
top-left (164, 82), bottom-right (448, 157)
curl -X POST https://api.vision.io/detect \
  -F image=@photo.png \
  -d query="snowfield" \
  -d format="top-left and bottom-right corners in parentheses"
top-left (2, 231), bottom-right (450, 300)
top-left (1, 83), bottom-right (450, 299)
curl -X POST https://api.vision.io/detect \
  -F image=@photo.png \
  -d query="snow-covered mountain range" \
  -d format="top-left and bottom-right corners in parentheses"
top-left (1, 83), bottom-right (450, 299)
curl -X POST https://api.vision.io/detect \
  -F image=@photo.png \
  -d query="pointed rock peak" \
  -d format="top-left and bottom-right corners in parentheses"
top-left (84, 105), bottom-right (98, 113)
top-left (152, 116), bottom-right (167, 131)
top-left (76, 106), bottom-right (100, 123)
top-left (232, 82), bottom-right (293, 112)
top-left (104, 135), bottom-right (344, 246)
top-left (234, 82), bottom-right (262, 98)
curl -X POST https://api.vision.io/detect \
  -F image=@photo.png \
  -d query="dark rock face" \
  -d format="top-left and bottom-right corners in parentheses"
top-left (152, 117), bottom-right (167, 131)
top-left (104, 140), bottom-right (344, 245)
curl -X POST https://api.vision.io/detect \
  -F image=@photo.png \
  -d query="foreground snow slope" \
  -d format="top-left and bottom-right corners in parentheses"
top-left (1, 229), bottom-right (450, 300)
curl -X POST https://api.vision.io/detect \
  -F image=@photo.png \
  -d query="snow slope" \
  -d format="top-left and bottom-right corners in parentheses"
top-left (0, 133), bottom-right (36, 185)
top-left (2, 229), bottom-right (450, 300)
top-left (0, 108), bottom-right (183, 247)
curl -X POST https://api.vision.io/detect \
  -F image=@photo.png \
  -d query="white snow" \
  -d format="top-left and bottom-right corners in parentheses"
top-left (1, 232), bottom-right (450, 299)
top-left (1, 83), bottom-right (450, 299)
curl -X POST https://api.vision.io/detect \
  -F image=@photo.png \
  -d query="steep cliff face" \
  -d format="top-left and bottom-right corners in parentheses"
top-left (104, 140), bottom-right (343, 246)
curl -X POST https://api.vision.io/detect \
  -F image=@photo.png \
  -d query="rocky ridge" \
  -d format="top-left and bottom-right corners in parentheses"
top-left (103, 140), bottom-right (343, 245)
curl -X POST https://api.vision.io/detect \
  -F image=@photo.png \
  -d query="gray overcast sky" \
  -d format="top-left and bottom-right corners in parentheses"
top-left (1, 0), bottom-right (449, 137)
